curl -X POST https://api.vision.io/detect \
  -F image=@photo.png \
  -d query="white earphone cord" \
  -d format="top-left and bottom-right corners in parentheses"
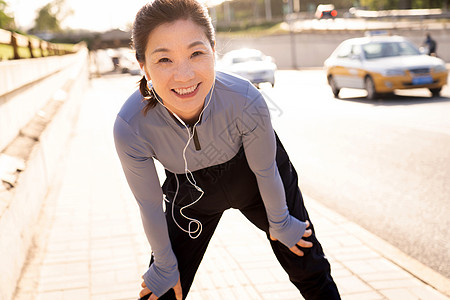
top-left (151, 81), bottom-right (215, 239)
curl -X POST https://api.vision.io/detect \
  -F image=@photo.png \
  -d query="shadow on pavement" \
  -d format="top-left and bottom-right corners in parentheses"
top-left (336, 92), bottom-right (450, 106)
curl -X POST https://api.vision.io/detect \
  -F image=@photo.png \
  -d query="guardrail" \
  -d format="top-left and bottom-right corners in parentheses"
top-left (0, 28), bottom-right (77, 60)
top-left (285, 8), bottom-right (450, 21)
top-left (349, 8), bottom-right (446, 18)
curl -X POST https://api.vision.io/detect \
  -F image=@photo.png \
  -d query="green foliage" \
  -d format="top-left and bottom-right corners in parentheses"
top-left (0, 44), bottom-right (13, 60)
top-left (0, 41), bottom-right (75, 60)
top-left (360, 0), bottom-right (397, 9)
top-left (53, 42), bottom-right (75, 52)
top-left (214, 0), bottom-right (447, 20)
top-left (299, 0), bottom-right (354, 11)
top-left (31, 0), bottom-right (73, 33)
top-left (360, 0), bottom-right (445, 9)
top-left (0, 0), bottom-right (15, 29)
top-left (33, 3), bottom-right (61, 32)
top-left (0, 45), bottom-right (30, 60)
top-left (216, 21), bottom-right (284, 34)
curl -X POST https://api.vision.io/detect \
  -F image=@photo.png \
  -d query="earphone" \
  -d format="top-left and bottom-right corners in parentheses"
top-left (147, 78), bottom-right (215, 239)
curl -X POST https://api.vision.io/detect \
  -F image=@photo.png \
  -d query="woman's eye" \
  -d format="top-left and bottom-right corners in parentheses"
top-left (191, 51), bottom-right (203, 58)
top-left (158, 57), bottom-right (171, 63)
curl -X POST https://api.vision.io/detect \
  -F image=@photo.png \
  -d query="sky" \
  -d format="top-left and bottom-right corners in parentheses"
top-left (8, 0), bottom-right (148, 31)
top-left (7, 0), bottom-right (227, 32)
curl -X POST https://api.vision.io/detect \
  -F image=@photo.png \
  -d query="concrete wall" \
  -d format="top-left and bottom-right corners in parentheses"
top-left (216, 29), bottom-right (450, 69)
top-left (0, 48), bottom-right (89, 300)
top-left (0, 53), bottom-right (83, 152)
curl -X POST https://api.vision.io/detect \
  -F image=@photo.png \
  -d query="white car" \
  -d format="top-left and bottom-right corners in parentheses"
top-left (218, 48), bottom-right (277, 87)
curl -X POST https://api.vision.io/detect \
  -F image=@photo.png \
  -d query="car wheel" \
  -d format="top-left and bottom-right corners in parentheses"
top-left (365, 76), bottom-right (377, 100)
top-left (429, 87), bottom-right (442, 97)
top-left (328, 76), bottom-right (340, 97)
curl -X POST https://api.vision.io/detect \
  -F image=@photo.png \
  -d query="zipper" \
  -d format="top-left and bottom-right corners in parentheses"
top-left (190, 126), bottom-right (201, 151)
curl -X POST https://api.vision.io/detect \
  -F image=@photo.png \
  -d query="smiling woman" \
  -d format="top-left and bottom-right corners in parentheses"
top-left (140, 19), bottom-right (216, 124)
top-left (132, 0), bottom-right (216, 120)
top-left (113, 1), bottom-right (341, 300)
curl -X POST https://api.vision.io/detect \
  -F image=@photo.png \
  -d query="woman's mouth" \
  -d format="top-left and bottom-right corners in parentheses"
top-left (172, 83), bottom-right (200, 97)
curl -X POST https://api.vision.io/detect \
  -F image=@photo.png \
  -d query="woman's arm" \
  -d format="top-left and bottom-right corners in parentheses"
top-left (113, 115), bottom-right (179, 297)
top-left (239, 86), bottom-right (307, 249)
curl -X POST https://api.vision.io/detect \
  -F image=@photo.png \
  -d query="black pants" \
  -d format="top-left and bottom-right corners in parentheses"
top-left (152, 135), bottom-right (340, 299)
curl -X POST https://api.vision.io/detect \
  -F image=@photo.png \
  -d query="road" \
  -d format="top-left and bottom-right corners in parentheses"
top-left (261, 70), bottom-right (450, 279)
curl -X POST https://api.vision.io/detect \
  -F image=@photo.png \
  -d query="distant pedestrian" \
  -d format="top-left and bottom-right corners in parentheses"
top-left (423, 33), bottom-right (437, 56)
top-left (113, 0), bottom-right (341, 299)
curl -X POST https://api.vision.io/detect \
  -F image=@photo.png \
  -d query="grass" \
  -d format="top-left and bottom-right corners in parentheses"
top-left (0, 43), bottom-right (76, 60)
top-left (56, 43), bottom-right (77, 52)
top-left (0, 44), bottom-right (14, 60)
top-left (216, 22), bottom-right (288, 37)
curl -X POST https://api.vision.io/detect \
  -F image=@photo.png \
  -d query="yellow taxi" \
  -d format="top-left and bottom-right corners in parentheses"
top-left (324, 35), bottom-right (448, 99)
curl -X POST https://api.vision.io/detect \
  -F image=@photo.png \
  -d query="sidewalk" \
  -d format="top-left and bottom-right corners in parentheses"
top-left (13, 75), bottom-right (450, 300)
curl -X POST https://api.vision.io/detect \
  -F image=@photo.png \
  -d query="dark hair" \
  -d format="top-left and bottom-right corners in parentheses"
top-left (132, 0), bottom-right (215, 114)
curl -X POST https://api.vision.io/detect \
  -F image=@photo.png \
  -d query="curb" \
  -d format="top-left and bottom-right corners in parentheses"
top-left (304, 194), bottom-right (450, 298)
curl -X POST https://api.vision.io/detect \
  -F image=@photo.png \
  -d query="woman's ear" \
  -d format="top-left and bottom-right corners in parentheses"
top-left (140, 63), bottom-right (150, 81)
top-left (144, 72), bottom-right (151, 82)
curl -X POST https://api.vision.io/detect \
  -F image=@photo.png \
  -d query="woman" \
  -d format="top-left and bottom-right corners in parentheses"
top-left (113, 0), bottom-right (341, 299)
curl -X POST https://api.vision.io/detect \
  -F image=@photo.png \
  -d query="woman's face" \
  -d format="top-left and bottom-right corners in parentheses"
top-left (141, 19), bottom-right (215, 122)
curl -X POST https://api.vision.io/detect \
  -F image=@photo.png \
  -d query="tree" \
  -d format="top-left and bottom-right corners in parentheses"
top-left (32, 0), bottom-right (72, 33)
top-left (399, 0), bottom-right (413, 9)
top-left (0, 0), bottom-right (15, 29)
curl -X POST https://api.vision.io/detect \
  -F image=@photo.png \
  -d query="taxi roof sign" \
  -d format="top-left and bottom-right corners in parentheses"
top-left (364, 30), bottom-right (389, 37)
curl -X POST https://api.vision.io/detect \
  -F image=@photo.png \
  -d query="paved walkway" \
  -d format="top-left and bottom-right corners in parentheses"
top-left (14, 75), bottom-right (450, 300)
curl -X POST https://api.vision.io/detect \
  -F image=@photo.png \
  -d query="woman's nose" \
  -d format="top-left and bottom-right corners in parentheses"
top-left (174, 61), bottom-right (194, 82)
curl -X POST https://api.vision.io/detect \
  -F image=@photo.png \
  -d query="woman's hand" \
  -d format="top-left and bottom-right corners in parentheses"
top-left (270, 220), bottom-right (313, 256)
top-left (139, 276), bottom-right (182, 300)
